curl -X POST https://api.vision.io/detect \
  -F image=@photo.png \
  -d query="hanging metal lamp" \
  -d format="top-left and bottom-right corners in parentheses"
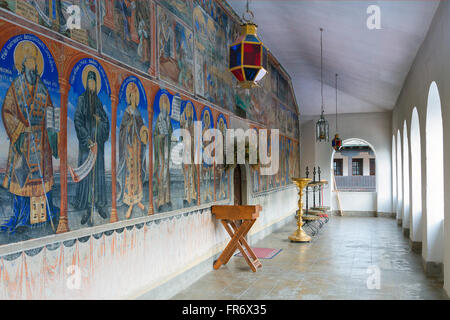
top-left (229, 0), bottom-right (268, 89)
top-left (332, 73), bottom-right (342, 151)
top-left (316, 28), bottom-right (329, 142)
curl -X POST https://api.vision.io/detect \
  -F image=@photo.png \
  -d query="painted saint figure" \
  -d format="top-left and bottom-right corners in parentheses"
top-left (72, 67), bottom-right (110, 225)
top-left (154, 94), bottom-right (172, 210)
top-left (134, 0), bottom-right (151, 65)
top-left (114, 0), bottom-right (133, 48)
top-left (0, 41), bottom-right (59, 233)
top-left (216, 117), bottom-right (227, 199)
top-left (202, 110), bottom-right (213, 202)
top-left (118, 82), bottom-right (148, 219)
top-left (180, 102), bottom-right (197, 205)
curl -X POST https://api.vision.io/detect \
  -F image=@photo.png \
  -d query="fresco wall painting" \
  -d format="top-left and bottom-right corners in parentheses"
top-left (116, 75), bottom-right (150, 220)
top-left (215, 113), bottom-right (229, 201)
top-left (152, 88), bottom-right (208, 214)
top-left (193, 4), bottom-right (234, 112)
top-left (0, 33), bottom-right (61, 244)
top-left (0, 0), bottom-right (98, 49)
top-left (100, 0), bottom-right (153, 74)
top-left (67, 57), bottom-right (111, 228)
top-left (157, 4), bottom-right (194, 93)
top-left (200, 106), bottom-right (214, 204)
top-left (0, 0), bottom-right (299, 250)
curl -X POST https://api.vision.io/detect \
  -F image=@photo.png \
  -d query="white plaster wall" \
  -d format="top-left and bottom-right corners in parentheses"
top-left (331, 192), bottom-right (377, 212)
top-left (300, 112), bottom-right (392, 214)
top-left (391, 1), bottom-right (450, 295)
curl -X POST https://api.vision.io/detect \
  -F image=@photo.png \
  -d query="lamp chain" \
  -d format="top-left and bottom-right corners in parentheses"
top-left (335, 73), bottom-right (338, 133)
top-left (243, 0), bottom-right (254, 23)
top-left (320, 28), bottom-right (324, 115)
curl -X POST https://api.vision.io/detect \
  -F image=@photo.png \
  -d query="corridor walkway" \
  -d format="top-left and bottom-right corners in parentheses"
top-left (173, 217), bottom-right (447, 300)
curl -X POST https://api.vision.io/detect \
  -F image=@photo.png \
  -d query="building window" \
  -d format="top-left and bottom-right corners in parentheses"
top-left (352, 158), bottom-right (363, 176)
top-left (370, 158), bottom-right (376, 176)
top-left (334, 159), bottom-right (343, 176)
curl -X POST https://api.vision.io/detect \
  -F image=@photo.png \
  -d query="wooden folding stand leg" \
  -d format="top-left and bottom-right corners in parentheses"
top-left (212, 205), bottom-right (263, 272)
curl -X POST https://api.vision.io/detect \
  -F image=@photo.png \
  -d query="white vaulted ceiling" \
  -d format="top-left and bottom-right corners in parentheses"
top-left (228, 0), bottom-right (439, 116)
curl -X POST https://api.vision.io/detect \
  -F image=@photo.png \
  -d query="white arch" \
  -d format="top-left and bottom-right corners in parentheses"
top-left (329, 137), bottom-right (377, 189)
top-left (410, 107), bottom-right (422, 242)
top-left (425, 81), bottom-right (445, 263)
top-left (396, 130), bottom-right (403, 222)
top-left (403, 121), bottom-right (410, 231)
top-left (392, 135), bottom-right (397, 216)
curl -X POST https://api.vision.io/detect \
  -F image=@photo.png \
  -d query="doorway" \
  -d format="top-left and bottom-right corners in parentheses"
top-left (234, 165), bottom-right (242, 205)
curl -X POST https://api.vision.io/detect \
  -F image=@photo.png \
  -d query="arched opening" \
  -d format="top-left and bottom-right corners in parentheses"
top-left (410, 107), bottom-right (422, 243)
top-left (392, 135), bottom-right (397, 217)
top-left (425, 81), bottom-right (444, 263)
top-left (396, 130), bottom-right (403, 223)
top-left (331, 138), bottom-right (377, 214)
top-left (403, 121), bottom-right (410, 232)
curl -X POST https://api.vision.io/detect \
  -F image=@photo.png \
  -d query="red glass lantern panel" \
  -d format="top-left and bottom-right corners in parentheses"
top-left (243, 43), bottom-right (261, 66)
top-left (232, 68), bottom-right (245, 82)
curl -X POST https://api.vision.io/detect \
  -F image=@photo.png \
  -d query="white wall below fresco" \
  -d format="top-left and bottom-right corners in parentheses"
top-left (0, 184), bottom-right (297, 299)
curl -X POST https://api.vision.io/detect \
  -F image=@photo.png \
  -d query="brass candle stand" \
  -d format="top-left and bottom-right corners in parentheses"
top-left (289, 178), bottom-right (312, 242)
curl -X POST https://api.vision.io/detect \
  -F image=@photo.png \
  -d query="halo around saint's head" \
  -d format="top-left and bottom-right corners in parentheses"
top-left (14, 40), bottom-right (44, 76)
top-left (203, 110), bottom-right (211, 127)
top-left (82, 64), bottom-right (101, 94)
top-left (126, 82), bottom-right (140, 107)
top-left (185, 101), bottom-right (193, 118)
top-left (218, 117), bottom-right (225, 132)
top-left (160, 93), bottom-right (170, 114)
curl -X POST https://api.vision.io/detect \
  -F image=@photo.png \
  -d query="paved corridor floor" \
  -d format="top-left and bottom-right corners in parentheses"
top-left (172, 217), bottom-right (447, 300)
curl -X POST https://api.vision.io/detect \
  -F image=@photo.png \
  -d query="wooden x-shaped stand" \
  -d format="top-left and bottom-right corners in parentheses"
top-left (212, 205), bottom-right (263, 272)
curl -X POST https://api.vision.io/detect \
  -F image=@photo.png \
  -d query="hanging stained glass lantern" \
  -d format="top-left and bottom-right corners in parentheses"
top-left (332, 134), bottom-right (342, 151)
top-left (332, 73), bottom-right (342, 151)
top-left (316, 112), bottom-right (329, 142)
top-left (229, 0), bottom-right (268, 89)
top-left (315, 28), bottom-right (329, 142)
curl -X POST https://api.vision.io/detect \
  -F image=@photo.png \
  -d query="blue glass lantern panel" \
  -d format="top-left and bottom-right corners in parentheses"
top-left (229, 44), bottom-right (242, 69)
top-left (244, 67), bottom-right (259, 81)
top-left (245, 35), bottom-right (259, 42)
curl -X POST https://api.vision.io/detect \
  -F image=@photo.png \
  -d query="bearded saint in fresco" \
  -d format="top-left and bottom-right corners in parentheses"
top-left (72, 67), bottom-right (110, 225)
top-left (0, 41), bottom-right (59, 233)
top-left (180, 102), bottom-right (197, 205)
top-left (118, 82), bottom-right (149, 219)
top-left (216, 118), bottom-right (227, 199)
top-left (154, 93), bottom-right (172, 210)
top-left (202, 110), bottom-right (213, 202)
